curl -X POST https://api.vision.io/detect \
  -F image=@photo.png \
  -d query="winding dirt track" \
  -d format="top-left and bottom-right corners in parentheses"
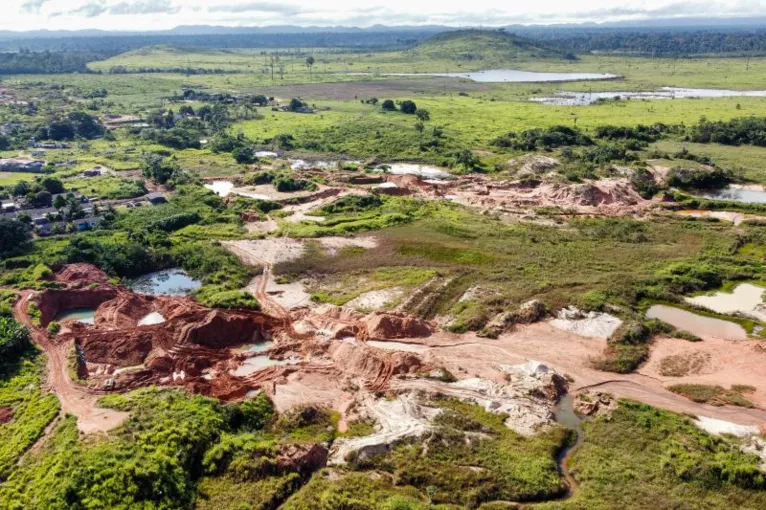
top-left (14, 292), bottom-right (128, 434)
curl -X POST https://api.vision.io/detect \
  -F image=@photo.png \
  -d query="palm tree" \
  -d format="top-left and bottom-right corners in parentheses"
top-left (305, 56), bottom-right (315, 81)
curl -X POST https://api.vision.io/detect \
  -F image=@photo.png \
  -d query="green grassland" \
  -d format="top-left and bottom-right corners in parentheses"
top-left (0, 350), bottom-right (60, 480)
top-left (0, 171), bottom-right (41, 186)
top-left (653, 140), bottom-right (766, 184)
top-left (275, 201), bottom-right (748, 319)
top-left (86, 34), bottom-right (766, 90)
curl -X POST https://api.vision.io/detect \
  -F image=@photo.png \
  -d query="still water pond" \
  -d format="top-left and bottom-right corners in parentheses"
top-left (699, 185), bottom-right (766, 204)
top-left (645, 304), bottom-right (747, 340)
top-left (347, 69), bottom-right (616, 83)
top-left (130, 269), bottom-right (202, 296)
top-left (54, 308), bottom-right (96, 325)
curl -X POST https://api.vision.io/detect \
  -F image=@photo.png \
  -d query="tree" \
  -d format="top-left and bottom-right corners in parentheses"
top-left (209, 104), bottom-right (231, 132)
top-left (453, 149), bottom-right (480, 170)
top-left (400, 100), bottom-right (417, 114)
top-left (233, 146), bottom-right (256, 164)
top-left (68, 111), bottom-right (104, 139)
top-left (288, 98), bottom-right (305, 112)
top-left (197, 105), bottom-right (213, 121)
top-left (305, 56), bottom-right (315, 81)
top-left (251, 94), bottom-right (268, 106)
top-left (416, 109), bottom-right (431, 121)
top-left (11, 180), bottom-right (30, 197)
top-left (141, 153), bottom-right (181, 185)
top-left (0, 317), bottom-right (30, 357)
top-left (53, 195), bottom-right (67, 209)
top-left (0, 218), bottom-right (31, 256)
top-left (40, 177), bottom-right (65, 194)
top-left (47, 119), bottom-right (75, 140)
top-left (381, 99), bottom-right (396, 111)
top-left (29, 190), bottom-right (52, 208)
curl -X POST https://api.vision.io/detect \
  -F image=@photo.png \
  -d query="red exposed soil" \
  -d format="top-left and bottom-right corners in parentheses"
top-left (15, 265), bottom-right (436, 432)
top-left (363, 312), bottom-right (435, 340)
top-left (0, 406), bottom-right (13, 424)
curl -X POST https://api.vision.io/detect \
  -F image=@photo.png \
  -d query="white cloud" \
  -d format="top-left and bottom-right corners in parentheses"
top-left (5, 0), bottom-right (766, 31)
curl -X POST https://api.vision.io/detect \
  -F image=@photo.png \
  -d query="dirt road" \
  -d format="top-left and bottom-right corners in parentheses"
top-left (14, 292), bottom-right (128, 434)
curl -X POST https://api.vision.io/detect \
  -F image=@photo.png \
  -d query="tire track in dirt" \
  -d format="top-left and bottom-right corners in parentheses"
top-left (14, 291), bottom-right (129, 435)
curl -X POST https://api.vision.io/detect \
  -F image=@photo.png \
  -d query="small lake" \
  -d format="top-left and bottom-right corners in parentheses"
top-left (685, 284), bottom-right (766, 322)
top-left (376, 163), bottom-right (453, 180)
top-left (646, 304), bottom-right (748, 340)
top-left (129, 269), bottom-right (202, 297)
top-left (699, 185), bottom-right (766, 204)
top-left (204, 180), bottom-right (234, 197)
top-left (55, 308), bottom-right (96, 325)
top-left (346, 69), bottom-right (617, 83)
top-left (531, 87), bottom-right (766, 106)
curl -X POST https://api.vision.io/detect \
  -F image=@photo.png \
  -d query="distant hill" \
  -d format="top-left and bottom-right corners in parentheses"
top-left (410, 29), bottom-right (571, 61)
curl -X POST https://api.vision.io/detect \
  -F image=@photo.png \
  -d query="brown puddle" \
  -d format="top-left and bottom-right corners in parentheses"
top-left (646, 305), bottom-right (747, 340)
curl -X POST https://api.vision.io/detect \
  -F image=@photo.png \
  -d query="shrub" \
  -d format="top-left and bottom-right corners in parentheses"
top-left (400, 100), bottom-right (417, 114)
top-left (0, 317), bottom-right (30, 356)
top-left (381, 99), bottom-right (396, 111)
top-left (202, 290), bottom-right (260, 310)
top-left (666, 166), bottom-right (732, 190)
top-left (490, 125), bottom-right (592, 150)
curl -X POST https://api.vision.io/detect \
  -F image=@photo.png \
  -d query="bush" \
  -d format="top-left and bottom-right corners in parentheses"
top-left (0, 317), bottom-right (30, 357)
top-left (381, 99), bottom-right (396, 111)
top-left (400, 100), bottom-right (417, 114)
top-left (149, 212), bottom-right (202, 232)
top-left (666, 166), bottom-right (732, 190)
top-left (490, 125), bottom-right (592, 150)
top-left (201, 290), bottom-right (260, 310)
top-left (320, 194), bottom-right (382, 214)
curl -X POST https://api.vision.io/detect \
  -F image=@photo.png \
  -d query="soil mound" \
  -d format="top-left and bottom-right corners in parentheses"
top-left (506, 154), bottom-right (559, 176)
top-left (363, 312), bottom-right (435, 340)
top-left (55, 264), bottom-right (111, 286)
top-left (276, 443), bottom-right (328, 476)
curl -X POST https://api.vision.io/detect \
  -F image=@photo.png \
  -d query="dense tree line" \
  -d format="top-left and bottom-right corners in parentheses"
top-left (527, 30), bottom-right (766, 56)
top-left (0, 50), bottom-right (102, 74)
top-left (689, 117), bottom-right (766, 146)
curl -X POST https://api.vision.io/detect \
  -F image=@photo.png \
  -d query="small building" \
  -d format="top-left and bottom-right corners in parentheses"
top-left (83, 168), bottom-right (103, 177)
top-left (0, 158), bottom-right (44, 173)
top-left (1, 202), bottom-right (17, 213)
top-left (73, 217), bottom-right (100, 231)
top-left (146, 193), bottom-right (168, 205)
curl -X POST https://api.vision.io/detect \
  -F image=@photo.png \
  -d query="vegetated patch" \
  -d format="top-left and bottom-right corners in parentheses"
top-left (0, 388), bottom-right (329, 509)
top-left (668, 384), bottom-right (756, 408)
top-left (343, 397), bottom-right (571, 507)
top-left (658, 352), bottom-right (711, 377)
top-left (557, 400), bottom-right (766, 508)
top-left (0, 326), bottom-right (60, 480)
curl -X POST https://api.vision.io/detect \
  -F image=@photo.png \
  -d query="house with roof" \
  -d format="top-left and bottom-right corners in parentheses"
top-left (146, 193), bottom-right (168, 205)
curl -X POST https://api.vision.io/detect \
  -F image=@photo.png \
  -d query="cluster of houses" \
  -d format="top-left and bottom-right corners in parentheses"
top-left (1, 192), bottom-right (101, 236)
top-left (1, 190), bottom-right (168, 237)
top-left (102, 114), bottom-right (149, 131)
top-left (0, 158), bottom-right (45, 172)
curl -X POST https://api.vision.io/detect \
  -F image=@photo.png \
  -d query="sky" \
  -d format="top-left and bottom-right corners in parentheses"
top-left (5, 0), bottom-right (766, 32)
